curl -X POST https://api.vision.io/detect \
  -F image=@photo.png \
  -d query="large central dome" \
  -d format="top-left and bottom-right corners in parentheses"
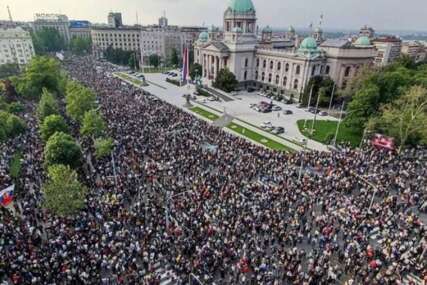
top-left (228, 0), bottom-right (255, 13)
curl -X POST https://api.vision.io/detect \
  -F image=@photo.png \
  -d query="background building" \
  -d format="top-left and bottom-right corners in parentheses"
top-left (69, 20), bottom-right (91, 40)
top-left (194, 0), bottom-right (376, 98)
top-left (33, 13), bottom-right (71, 44)
top-left (91, 25), bottom-right (140, 58)
top-left (372, 36), bottom-right (402, 66)
top-left (359, 25), bottom-right (375, 39)
top-left (401, 41), bottom-right (426, 63)
top-left (0, 26), bottom-right (35, 65)
top-left (108, 12), bottom-right (123, 28)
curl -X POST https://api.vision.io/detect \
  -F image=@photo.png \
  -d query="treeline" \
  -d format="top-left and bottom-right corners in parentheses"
top-left (31, 27), bottom-right (91, 55)
top-left (8, 55), bottom-right (113, 216)
top-left (105, 46), bottom-right (139, 70)
top-left (344, 56), bottom-right (427, 150)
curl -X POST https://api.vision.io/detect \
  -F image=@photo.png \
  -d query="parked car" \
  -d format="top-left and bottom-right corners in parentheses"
top-left (283, 110), bottom-right (293, 115)
top-left (265, 125), bottom-right (274, 131)
top-left (208, 97), bottom-right (217, 101)
top-left (258, 92), bottom-right (266, 97)
top-left (272, 127), bottom-right (285, 134)
top-left (253, 106), bottom-right (260, 112)
top-left (308, 107), bottom-right (320, 114)
top-left (260, 106), bottom-right (272, 113)
top-left (272, 105), bottom-right (282, 111)
top-left (297, 103), bottom-right (305, 108)
top-left (249, 103), bottom-right (257, 108)
top-left (319, 111), bottom-right (328, 116)
top-left (260, 121), bottom-right (272, 129)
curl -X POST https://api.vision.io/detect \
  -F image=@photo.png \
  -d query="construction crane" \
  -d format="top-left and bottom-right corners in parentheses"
top-left (7, 6), bottom-right (13, 22)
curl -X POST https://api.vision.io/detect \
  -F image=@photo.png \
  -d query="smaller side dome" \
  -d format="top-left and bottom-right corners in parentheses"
top-left (288, 25), bottom-right (295, 33)
top-left (354, 36), bottom-right (371, 46)
top-left (198, 31), bottom-right (209, 42)
top-left (262, 26), bottom-right (272, 33)
top-left (300, 37), bottom-right (318, 50)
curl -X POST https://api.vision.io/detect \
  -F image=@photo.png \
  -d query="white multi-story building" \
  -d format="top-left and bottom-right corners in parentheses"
top-left (33, 14), bottom-right (71, 44)
top-left (194, 0), bottom-right (376, 98)
top-left (91, 25), bottom-right (141, 58)
top-left (0, 26), bottom-right (35, 66)
top-left (401, 41), bottom-right (426, 63)
top-left (372, 36), bottom-right (402, 66)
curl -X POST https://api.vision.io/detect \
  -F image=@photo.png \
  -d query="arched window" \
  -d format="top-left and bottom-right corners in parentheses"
top-left (275, 75), bottom-right (280, 85)
top-left (325, 65), bottom-right (330, 74)
top-left (293, 79), bottom-right (299, 90)
top-left (256, 58), bottom-right (260, 67)
top-left (268, 73), bottom-right (272, 83)
top-left (283, 76), bottom-right (287, 87)
top-left (263, 60), bottom-right (266, 68)
top-left (344, 66), bottom-right (351, 77)
top-left (285, 63), bottom-right (290, 72)
top-left (261, 72), bottom-right (265, 81)
top-left (244, 71), bottom-right (247, 81)
top-left (270, 61), bottom-right (274, 69)
top-left (245, 58), bottom-right (249, 67)
top-left (296, 65), bottom-right (301, 75)
top-left (277, 62), bottom-right (281, 71)
top-left (255, 71), bottom-right (258, 80)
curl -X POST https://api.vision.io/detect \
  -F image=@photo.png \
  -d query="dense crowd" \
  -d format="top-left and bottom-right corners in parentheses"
top-left (1, 56), bottom-right (426, 285)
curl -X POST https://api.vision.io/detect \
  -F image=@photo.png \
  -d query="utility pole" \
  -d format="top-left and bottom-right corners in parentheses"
top-left (333, 101), bottom-right (345, 147)
top-left (310, 88), bottom-right (321, 136)
top-left (303, 84), bottom-right (314, 129)
top-left (7, 6), bottom-right (13, 23)
top-left (298, 140), bottom-right (308, 181)
top-left (328, 83), bottom-right (336, 113)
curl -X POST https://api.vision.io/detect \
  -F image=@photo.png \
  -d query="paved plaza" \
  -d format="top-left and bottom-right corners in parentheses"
top-left (120, 71), bottom-right (336, 152)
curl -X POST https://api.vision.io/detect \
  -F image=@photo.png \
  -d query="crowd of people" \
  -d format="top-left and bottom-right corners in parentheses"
top-left (1, 55), bottom-right (426, 285)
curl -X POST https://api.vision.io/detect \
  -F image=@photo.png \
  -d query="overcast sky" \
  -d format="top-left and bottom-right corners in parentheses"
top-left (1, 0), bottom-right (426, 32)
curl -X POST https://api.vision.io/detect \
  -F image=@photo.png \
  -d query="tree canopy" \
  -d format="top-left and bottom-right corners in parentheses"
top-left (190, 63), bottom-right (203, 81)
top-left (69, 37), bottom-right (92, 56)
top-left (301, 76), bottom-right (336, 107)
top-left (37, 88), bottom-right (59, 121)
top-left (170, 48), bottom-right (180, 67)
top-left (13, 56), bottom-right (63, 99)
top-left (42, 164), bottom-right (87, 216)
top-left (80, 109), bottom-right (106, 138)
top-left (0, 64), bottom-right (20, 79)
top-left (65, 81), bottom-right (96, 122)
top-left (0, 111), bottom-right (26, 142)
top-left (40, 114), bottom-right (69, 142)
top-left (149, 54), bottom-right (161, 68)
top-left (213, 68), bottom-right (238, 93)
top-left (104, 46), bottom-right (136, 67)
top-left (32, 28), bottom-right (66, 54)
top-left (94, 137), bottom-right (114, 159)
top-left (44, 132), bottom-right (82, 169)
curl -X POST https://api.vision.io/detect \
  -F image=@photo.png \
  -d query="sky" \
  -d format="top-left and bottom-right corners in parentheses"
top-left (0, 0), bottom-right (426, 32)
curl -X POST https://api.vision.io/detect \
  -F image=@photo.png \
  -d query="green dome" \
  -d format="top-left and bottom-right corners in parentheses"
top-left (198, 31), bottom-right (209, 42)
top-left (262, 26), bottom-right (272, 33)
top-left (228, 0), bottom-right (255, 13)
top-left (300, 37), bottom-right (318, 50)
top-left (288, 26), bottom-right (295, 33)
top-left (355, 36), bottom-right (371, 46)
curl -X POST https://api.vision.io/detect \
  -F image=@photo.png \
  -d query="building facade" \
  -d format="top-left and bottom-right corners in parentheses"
top-left (194, 0), bottom-right (376, 99)
top-left (401, 41), bottom-right (426, 63)
top-left (91, 25), bottom-right (141, 58)
top-left (372, 36), bottom-right (402, 66)
top-left (33, 14), bottom-right (71, 44)
top-left (69, 20), bottom-right (91, 40)
top-left (0, 26), bottom-right (35, 65)
top-left (108, 13), bottom-right (123, 28)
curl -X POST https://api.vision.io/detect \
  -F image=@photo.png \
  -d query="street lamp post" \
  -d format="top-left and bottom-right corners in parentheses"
top-left (298, 140), bottom-right (308, 181)
top-left (303, 85), bottom-right (314, 129)
top-left (310, 89), bottom-right (321, 136)
top-left (333, 101), bottom-right (345, 147)
top-left (328, 83), bottom-right (336, 113)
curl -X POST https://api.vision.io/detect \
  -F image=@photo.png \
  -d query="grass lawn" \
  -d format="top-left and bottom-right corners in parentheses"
top-left (190, 107), bottom-right (220, 121)
top-left (297, 120), bottom-right (362, 147)
top-left (9, 152), bottom-right (23, 180)
top-left (226, 123), bottom-right (292, 152)
top-left (143, 67), bottom-right (174, 73)
top-left (116, 72), bottom-right (148, 86)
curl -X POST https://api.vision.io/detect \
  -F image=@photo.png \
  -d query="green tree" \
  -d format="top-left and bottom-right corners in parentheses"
top-left (44, 132), bottom-right (82, 169)
top-left (213, 68), bottom-right (238, 93)
top-left (37, 88), bottom-right (59, 121)
top-left (32, 28), bottom-right (65, 54)
top-left (7, 102), bottom-right (25, 114)
top-left (149, 54), bottom-right (161, 68)
top-left (0, 64), bottom-right (20, 79)
top-left (40, 114), bottom-right (69, 142)
top-left (128, 53), bottom-right (139, 70)
top-left (42, 164), bottom-right (87, 216)
top-left (6, 114), bottom-right (26, 137)
top-left (80, 109), bottom-right (106, 138)
top-left (344, 83), bottom-right (380, 133)
top-left (170, 48), bottom-right (179, 66)
top-left (13, 56), bottom-right (63, 99)
top-left (94, 137), bottom-right (114, 159)
top-left (190, 63), bottom-right (203, 80)
top-left (65, 82), bottom-right (96, 122)
top-left (69, 37), bottom-right (92, 55)
top-left (301, 76), bottom-right (335, 107)
top-left (378, 86), bottom-right (427, 151)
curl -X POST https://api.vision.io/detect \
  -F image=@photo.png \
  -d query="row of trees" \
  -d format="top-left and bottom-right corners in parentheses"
top-left (343, 57), bottom-right (427, 149)
top-left (0, 82), bottom-right (26, 142)
top-left (105, 46), bottom-right (139, 70)
top-left (31, 27), bottom-right (92, 56)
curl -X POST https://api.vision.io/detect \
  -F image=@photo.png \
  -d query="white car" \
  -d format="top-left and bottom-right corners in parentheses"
top-left (260, 121), bottom-right (272, 129)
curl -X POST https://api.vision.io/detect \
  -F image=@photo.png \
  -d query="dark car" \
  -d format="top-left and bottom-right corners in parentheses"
top-left (273, 127), bottom-right (285, 134)
top-left (283, 110), bottom-right (293, 115)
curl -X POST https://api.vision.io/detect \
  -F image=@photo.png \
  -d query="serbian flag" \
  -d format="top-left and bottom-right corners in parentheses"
top-left (182, 45), bottom-right (190, 82)
top-left (371, 134), bottom-right (395, 151)
top-left (0, 185), bottom-right (14, 207)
